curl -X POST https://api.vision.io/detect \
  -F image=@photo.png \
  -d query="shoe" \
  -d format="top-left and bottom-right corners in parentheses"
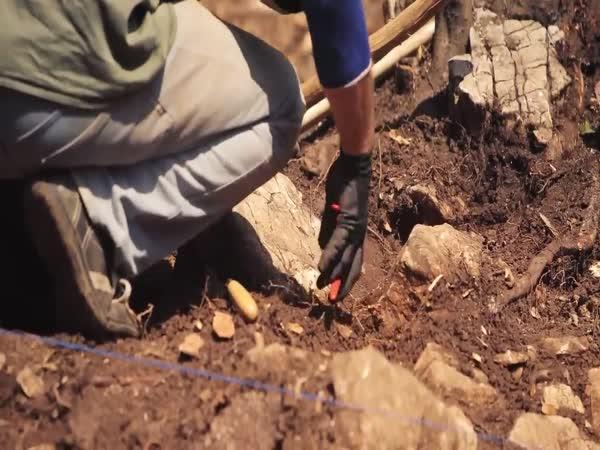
top-left (23, 174), bottom-right (141, 339)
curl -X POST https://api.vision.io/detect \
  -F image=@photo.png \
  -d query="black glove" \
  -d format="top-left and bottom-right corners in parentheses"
top-left (317, 151), bottom-right (371, 301)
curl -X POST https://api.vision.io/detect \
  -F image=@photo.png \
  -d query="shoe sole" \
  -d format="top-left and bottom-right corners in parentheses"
top-left (24, 180), bottom-right (108, 339)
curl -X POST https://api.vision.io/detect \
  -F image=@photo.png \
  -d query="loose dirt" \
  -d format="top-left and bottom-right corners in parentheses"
top-left (0, 1), bottom-right (599, 449)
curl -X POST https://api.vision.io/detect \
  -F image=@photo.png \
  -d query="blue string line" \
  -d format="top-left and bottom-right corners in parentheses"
top-left (0, 327), bottom-right (517, 448)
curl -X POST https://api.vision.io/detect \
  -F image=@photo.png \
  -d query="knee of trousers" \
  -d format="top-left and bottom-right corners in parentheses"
top-left (266, 53), bottom-right (306, 170)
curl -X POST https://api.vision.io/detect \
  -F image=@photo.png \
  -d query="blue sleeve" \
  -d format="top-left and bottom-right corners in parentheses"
top-left (302, 0), bottom-right (372, 89)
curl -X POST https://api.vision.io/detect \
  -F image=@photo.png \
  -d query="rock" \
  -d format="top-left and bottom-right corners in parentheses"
top-left (286, 322), bottom-right (304, 335)
top-left (450, 9), bottom-right (571, 139)
top-left (590, 261), bottom-right (600, 278)
top-left (419, 359), bottom-right (499, 408)
top-left (472, 368), bottom-right (489, 384)
top-left (588, 368), bottom-right (600, 435)
top-left (204, 391), bottom-right (279, 450)
top-left (16, 366), bottom-right (45, 399)
top-left (332, 347), bottom-right (477, 450)
top-left (212, 312), bottom-right (235, 339)
top-left (508, 413), bottom-right (599, 450)
top-left (414, 343), bottom-right (459, 375)
top-left (335, 323), bottom-right (353, 339)
top-left (405, 185), bottom-right (456, 223)
top-left (0, 353), bottom-right (5, 371)
top-left (247, 343), bottom-right (309, 370)
top-left (194, 320), bottom-right (203, 331)
top-left (178, 333), bottom-right (205, 358)
top-left (493, 350), bottom-right (529, 367)
top-left (27, 445), bottom-right (56, 450)
top-left (300, 134), bottom-right (339, 177)
top-left (400, 224), bottom-right (484, 282)
top-left (232, 173), bottom-right (325, 299)
top-left (542, 383), bottom-right (585, 415)
top-left (540, 336), bottom-right (589, 355)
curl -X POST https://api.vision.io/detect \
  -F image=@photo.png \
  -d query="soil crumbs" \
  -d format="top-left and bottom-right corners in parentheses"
top-left (1, 1), bottom-right (600, 449)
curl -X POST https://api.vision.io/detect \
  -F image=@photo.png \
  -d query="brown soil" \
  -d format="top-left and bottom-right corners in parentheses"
top-left (1, 1), bottom-right (599, 449)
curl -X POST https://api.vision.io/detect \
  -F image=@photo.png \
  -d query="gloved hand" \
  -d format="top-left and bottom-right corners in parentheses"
top-left (317, 151), bottom-right (371, 301)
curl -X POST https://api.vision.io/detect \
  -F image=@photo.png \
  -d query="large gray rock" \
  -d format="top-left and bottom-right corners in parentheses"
top-left (508, 413), bottom-right (600, 450)
top-left (232, 173), bottom-right (326, 299)
top-left (331, 347), bottom-right (477, 450)
top-left (450, 9), bottom-right (571, 139)
top-left (400, 224), bottom-right (484, 282)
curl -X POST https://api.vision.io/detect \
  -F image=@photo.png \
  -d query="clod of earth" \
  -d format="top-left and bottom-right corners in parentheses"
top-left (212, 312), bottom-right (235, 339)
top-left (541, 383), bottom-right (585, 415)
top-left (588, 368), bottom-right (600, 435)
top-left (300, 134), bottom-right (339, 177)
top-left (493, 350), bottom-right (529, 367)
top-left (331, 347), bottom-right (477, 450)
top-left (232, 173), bottom-right (326, 299)
top-left (16, 366), bottom-right (45, 399)
top-left (449, 8), bottom-right (571, 141)
top-left (400, 224), bottom-right (484, 282)
top-left (539, 336), bottom-right (590, 356)
top-left (178, 333), bottom-right (205, 358)
top-left (203, 391), bottom-right (280, 450)
top-left (508, 413), bottom-right (599, 450)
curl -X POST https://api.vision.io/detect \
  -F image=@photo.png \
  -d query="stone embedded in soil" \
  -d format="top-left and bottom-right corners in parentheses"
top-left (212, 312), bottom-right (235, 339)
top-left (587, 368), bottom-right (600, 435)
top-left (178, 333), bottom-right (205, 358)
top-left (247, 342), bottom-right (309, 371)
top-left (493, 350), bottom-right (529, 367)
top-left (539, 336), bottom-right (589, 355)
top-left (300, 134), bottom-right (339, 177)
top-left (590, 261), bottom-right (600, 278)
top-left (400, 224), bottom-right (484, 282)
top-left (414, 343), bottom-right (498, 408)
top-left (0, 352), bottom-right (5, 371)
top-left (331, 347), bottom-right (477, 450)
top-left (286, 322), bottom-right (304, 335)
top-left (414, 343), bottom-right (460, 375)
top-left (204, 391), bottom-right (280, 450)
top-left (16, 366), bottom-right (45, 399)
top-left (405, 185), bottom-right (463, 223)
top-left (542, 383), bottom-right (585, 416)
top-left (449, 8), bottom-right (571, 139)
top-left (508, 413), bottom-right (600, 450)
top-left (232, 173), bottom-right (326, 299)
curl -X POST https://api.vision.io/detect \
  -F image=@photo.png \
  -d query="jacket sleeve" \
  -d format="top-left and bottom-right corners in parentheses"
top-left (303, 0), bottom-right (372, 89)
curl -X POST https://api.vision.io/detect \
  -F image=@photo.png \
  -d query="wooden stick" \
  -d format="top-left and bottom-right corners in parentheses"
top-left (301, 0), bottom-right (446, 108)
top-left (301, 19), bottom-right (435, 132)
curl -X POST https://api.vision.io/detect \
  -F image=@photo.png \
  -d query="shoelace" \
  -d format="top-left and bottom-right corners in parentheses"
top-left (112, 278), bottom-right (132, 305)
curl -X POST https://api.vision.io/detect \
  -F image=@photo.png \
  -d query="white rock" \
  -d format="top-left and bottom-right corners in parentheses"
top-left (542, 383), bottom-right (585, 415)
top-left (16, 366), bottom-right (45, 398)
top-left (590, 261), bottom-right (600, 278)
top-left (508, 413), bottom-right (600, 450)
top-left (400, 224), bottom-right (484, 282)
top-left (233, 173), bottom-right (326, 299)
top-left (332, 347), bottom-right (477, 450)
top-left (493, 350), bottom-right (529, 367)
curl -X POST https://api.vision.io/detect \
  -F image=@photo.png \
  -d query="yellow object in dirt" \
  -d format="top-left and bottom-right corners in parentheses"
top-left (226, 279), bottom-right (258, 322)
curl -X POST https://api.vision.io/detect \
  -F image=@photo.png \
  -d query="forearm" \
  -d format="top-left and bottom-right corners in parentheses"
top-left (324, 72), bottom-right (375, 156)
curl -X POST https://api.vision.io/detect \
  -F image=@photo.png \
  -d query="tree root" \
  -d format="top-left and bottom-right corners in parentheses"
top-left (494, 168), bottom-right (600, 312)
